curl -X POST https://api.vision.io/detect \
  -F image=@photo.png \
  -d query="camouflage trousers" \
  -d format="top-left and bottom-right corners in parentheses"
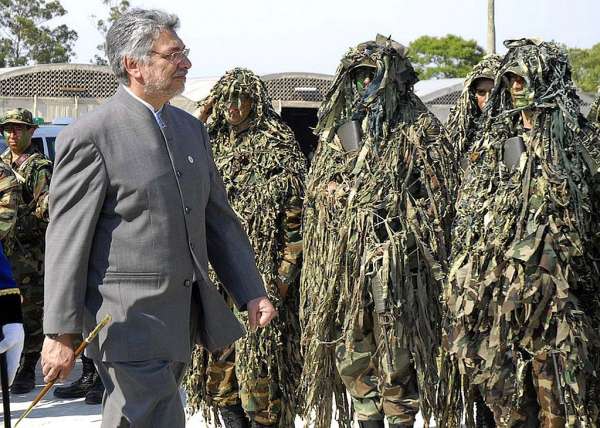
top-left (335, 308), bottom-right (419, 425)
top-left (484, 353), bottom-right (567, 428)
top-left (206, 349), bottom-right (282, 426)
top-left (17, 272), bottom-right (44, 355)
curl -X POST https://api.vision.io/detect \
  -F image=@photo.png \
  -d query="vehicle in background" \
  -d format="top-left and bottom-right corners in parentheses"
top-left (0, 117), bottom-right (72, 161)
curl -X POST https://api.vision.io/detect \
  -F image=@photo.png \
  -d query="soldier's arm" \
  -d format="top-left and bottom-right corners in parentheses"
top-left (28, 159), bottom-right (52, 221)
top-left (275, 177), bottom-right (304, 297)
top-left (0, 165), bottom-right (19, 241)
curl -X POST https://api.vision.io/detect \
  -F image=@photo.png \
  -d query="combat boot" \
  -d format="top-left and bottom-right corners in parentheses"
top-left (220, 404), bottom-right (250, 428)
top-left (358, 421), bottom-right (385, 428)
top-left (10, 352), bottom-right (39, 394)
top-left (54, 355), bottom-right (97, 399)
top-left (84, 375), bottom-right (105, 405)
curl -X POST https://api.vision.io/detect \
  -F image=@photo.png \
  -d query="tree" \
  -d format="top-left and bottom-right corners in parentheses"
top-left (569, 43), bottom-right (600, 93)
top-left (0, 0), bottom-right (77, 66)
top-left (91, 0), bottom-right (130, 65)
top-left (408, 34), bottom-right (485, 80)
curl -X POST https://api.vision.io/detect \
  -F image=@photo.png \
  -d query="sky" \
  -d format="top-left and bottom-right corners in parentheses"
top-left (52, 0), bottom-right (600, 78)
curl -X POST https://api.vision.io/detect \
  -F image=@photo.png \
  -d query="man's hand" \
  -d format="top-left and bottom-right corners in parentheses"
top-left (41, 335), bottom-right (76, 383)
top-left (195, 97), bottom-right (216, 123)
top-left (247, 296), bottom-right (277, 330)
top-left (0, 323), bottom-right (25, 385)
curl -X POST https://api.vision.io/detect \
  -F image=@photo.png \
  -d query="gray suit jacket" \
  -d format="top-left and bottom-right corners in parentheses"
top-left (43, 87), bottom-right (267, 362)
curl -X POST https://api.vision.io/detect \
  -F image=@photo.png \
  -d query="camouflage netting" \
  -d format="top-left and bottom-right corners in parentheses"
top-left (184, 68), bottom-right (307, 427)
top-left (445, 54), bottom-right (502, 166)
top-left (298, 35), bottom-right (454, 428)
top-left (444, 38), bottom-right (600, 426)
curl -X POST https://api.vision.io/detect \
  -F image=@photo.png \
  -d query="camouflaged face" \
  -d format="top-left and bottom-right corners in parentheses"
top-left (198, 68), bottom-right (279, 132)
top-left (0, 108), bottom-right (36, 127)
top-left (315, 34), bottom-right (419, 142)
top-left (486, 39), bottom-right (581, 124)
top-left (446, 54), bottom-right (502, 163)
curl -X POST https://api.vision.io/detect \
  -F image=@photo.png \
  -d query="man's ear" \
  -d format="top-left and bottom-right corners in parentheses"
top-left (123, 56), bottom-right (144, 82)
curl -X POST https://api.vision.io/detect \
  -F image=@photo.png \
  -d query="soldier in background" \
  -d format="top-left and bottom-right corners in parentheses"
top-left (0, 108), bottom-right (52, 394)
top-left (185, 68), bottom-right (306, 428)
top-left (445, 39), bottom-right (600, 427)
top-left (299, 36), bottom-right (454, 428)
top-left (443, 55), bottom-right (502, 428)
top-left (0, 157), bottom-right (22, 387)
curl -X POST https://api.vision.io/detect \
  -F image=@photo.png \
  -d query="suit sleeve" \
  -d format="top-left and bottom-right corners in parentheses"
top-left (43, 130), bottom-right (107, 334)
top-left (200, 126), bottom-right (267, 310)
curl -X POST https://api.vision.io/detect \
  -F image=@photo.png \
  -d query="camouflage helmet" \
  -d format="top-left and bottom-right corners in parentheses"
top-left (0, 108), bottom-right (37, 127)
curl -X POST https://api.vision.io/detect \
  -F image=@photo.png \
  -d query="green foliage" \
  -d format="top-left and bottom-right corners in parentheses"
top-left (569, 43), bottom-right (600, 93)
top-left (91, 0), bottom-right (130, 65)
top-left (408, 34), bottom-right (485, 80)
top-left (0, 0), bottom-right (77, 66)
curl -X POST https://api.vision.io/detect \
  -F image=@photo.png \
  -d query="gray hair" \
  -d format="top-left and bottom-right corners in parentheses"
top-left (106, 8), bottom-right (180, 85)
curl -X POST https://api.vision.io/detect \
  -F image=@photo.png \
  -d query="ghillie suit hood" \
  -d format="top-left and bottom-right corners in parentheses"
top-left (299, 35), bottom-right (454, 428)
top-left (446, 54), bottom-right (502, 166)
top-left (184, 68), bottom-right (307, 427)
top-left (444, 38), bottom-right (600, 426)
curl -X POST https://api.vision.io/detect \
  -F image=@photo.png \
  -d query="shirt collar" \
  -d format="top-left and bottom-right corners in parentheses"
top-left (122, 85), bottom-right (164, 115)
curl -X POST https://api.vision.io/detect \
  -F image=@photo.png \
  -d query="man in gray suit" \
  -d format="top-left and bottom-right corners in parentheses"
top-left (40, 8), bottom-right (276, 427)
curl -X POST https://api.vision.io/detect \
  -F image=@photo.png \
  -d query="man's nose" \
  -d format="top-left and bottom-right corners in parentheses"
top-left (179, 56), bottom-right (191, 69)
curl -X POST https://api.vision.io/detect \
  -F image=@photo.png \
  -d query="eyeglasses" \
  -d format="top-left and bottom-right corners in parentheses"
top-left (150, 48), bottom-right (190, 64)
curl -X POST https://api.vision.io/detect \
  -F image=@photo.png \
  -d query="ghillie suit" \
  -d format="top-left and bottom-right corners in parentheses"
top-left (588, 95), bottom-right (600, 126)
top-left (441, 55), bottom-right (503, 428)
top-left (446, 55), bottom-right (502, 171)
top-left (184, 68), bottom-right (306, 427)
top-left (444, 39), bottom-right (600, 427)
top-left (299, 35), bottom-right (454, 428)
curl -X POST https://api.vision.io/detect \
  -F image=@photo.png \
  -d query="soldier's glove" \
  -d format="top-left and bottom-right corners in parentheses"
top-left (0, 322), bottom-right (25, 385)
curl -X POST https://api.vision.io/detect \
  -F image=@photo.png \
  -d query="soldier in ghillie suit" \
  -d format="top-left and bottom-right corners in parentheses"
top-left (184, 68), bottom-right (306, 428)
top-left (443, 55), bottom-right (502, 428)
top-left (446, 54), bottom-right (502, 173)
top-left (588, 94), bottom-right (600, 126)
top-left (444, 38), bottom-right (600, 427)
top-left (299, 35), bottom-right (454, 428)
top-left (0, 108), bottom-right (52, 394)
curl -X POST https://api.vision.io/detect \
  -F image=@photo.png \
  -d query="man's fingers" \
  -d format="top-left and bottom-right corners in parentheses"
top-left (258, 306), bottom-right (277, 327)
top-left (43, 366), bottom-right (60, 383)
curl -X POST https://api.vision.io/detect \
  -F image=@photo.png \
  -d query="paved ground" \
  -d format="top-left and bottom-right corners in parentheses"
top-left (1, 360), bottom-right (428, 427)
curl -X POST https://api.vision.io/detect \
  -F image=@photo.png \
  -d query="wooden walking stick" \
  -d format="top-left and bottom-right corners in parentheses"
top-left (14, 314), bottom-right (111, 427)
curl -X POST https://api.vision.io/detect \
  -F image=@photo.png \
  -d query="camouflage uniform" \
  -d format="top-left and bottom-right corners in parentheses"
top-left (0, 109), bottom-right (52, 358)
top-left (299, 36), bottom-right (454, 428)
top-left (185, 68), bottom-right (306, 427)
top-left (444, 39), bottom-right (600, 427)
